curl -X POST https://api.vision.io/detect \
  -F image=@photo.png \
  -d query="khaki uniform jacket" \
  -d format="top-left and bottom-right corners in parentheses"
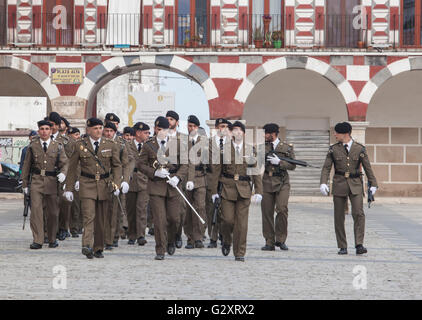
top-left (65, 137), bottom-right (122, 201)
top-left (127, 139), bottom-right (148, 192)
top-left (211, 141), bottom-right (263, 200)
top-left (187, 135), bottom-right (208, 189)
top-left (137, 136), bottom-right (188, 197)
top-left (320, 141), bottom-right (378, 196)
top-left (55, 133), bottom-right (74, 158)
top-left (21, 137), bottom-right (68, 195)
top-left (263, 141), bottom-right (296, 193)
top-left (114, 135), bottom-right (133, 184)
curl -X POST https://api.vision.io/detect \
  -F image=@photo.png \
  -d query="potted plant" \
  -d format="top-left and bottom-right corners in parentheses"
top-left (253, 27), bottom-right (263, 48)
top-left (264, 31), bottom-right (272, 48)
top-left (272, 31), bottom-right (283, 48)
top-left (191, 34), bottom-right (201, 47)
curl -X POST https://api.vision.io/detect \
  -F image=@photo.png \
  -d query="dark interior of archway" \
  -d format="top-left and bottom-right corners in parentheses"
top-left (0, 68), bottom-right (51, 111)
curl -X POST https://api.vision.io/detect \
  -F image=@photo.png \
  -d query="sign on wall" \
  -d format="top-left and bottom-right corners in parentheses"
top-left (49, 63), bottom-right (85, 85)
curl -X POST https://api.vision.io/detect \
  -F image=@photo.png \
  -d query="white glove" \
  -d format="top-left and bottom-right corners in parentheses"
top-left (114, 189), bottom-right (120, 196)
top-left (57, 173), bottom-right (66, 183)
top-left (154, 168), bottom-right (170, 179)
top-left (167, 176), bottom-right (180, 188)
top-left (320, 184), bottom-right (330, 196)
top-left (370, 186), bottom-right (377, 196)
top-left (64, 191), bottom-right (74, 202)
top-left (267, 154), bottom-right (281, 165)
top-left (212, 194), bottom-right (219, 203)
top-left (186, 181), bottom-right (194, 191)
top-left (121, 182), bottom-right (129, 194)
top-left (23, 187), bottom-right (29, 195)
top-left (251, 194), bottom-right (262, 204)
top-left (75, 181), bottom-right (79, 192)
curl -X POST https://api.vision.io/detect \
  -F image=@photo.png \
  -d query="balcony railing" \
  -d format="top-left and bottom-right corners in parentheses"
top-left (0, 13), bottom-right (414, 50)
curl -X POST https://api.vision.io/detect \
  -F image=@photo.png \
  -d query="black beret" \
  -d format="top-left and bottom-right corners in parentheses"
top-left (123, 126), bottom-right (135, 135)
top-left (263, 123), bottom-right (279, 134)
top-left (104, 121), bottom-right (117, 132)
top-left (232, 121), bottom-right (245, 133)
top-left (37, 120), bottom-right (52, 128)
top-left (166, 110), bottom-right (179, 121)
top-left (29, 130), bottom-right (38, 137)
top-left (187, 115), bottom-right (200, 126)
top-left (133, 122), bottom-right (150, 131)
top-left (154, 116), bottom-right (170, 129)
top-left (214, 118), bottom-right (230, 127)
top-left (334, 122), bottom-right (352, 134)
top-left (86, 118), bottom-right (103, 127)
top-left (105, 113), bottom-right (120, 123)
top-left (67, 127), bottom-right (80, 135)
top-left (48, 112), bottom-right (62, 125)
top-left (61, 117), bottom-right (70, 127)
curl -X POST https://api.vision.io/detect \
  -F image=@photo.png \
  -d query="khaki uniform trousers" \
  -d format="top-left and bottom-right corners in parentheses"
top-left (81, 198), bottom-right (108, 252)
top-left (30, 189), bottom-right (59, 245)
top-left (261, 183), bottom-right (290, 246)
top-left (183, 186), bottom-right (206, 243)
top-left (220, 196), bottom-right (251, 258)
top-left (149, 194), bottom-right (181, 255)
top-left (126, 190), bottom-right (149, 240)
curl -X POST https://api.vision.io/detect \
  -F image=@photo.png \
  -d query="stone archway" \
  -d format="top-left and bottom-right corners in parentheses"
top-left (76, 55), bottom-right (219, 118)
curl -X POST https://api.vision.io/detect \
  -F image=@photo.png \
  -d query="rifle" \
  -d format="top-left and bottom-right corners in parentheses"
top-left (211, 182), bottom-right (222, 235)
top-left (22, 170), bottom-right (32, 230)
top-left (367, 181), bottom-right (375, 208)
top-left (266, 151), bottom-right (321, 168)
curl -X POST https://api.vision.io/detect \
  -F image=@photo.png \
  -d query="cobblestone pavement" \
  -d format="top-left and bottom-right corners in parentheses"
top-left (0, 199), bottom-right (421, 300)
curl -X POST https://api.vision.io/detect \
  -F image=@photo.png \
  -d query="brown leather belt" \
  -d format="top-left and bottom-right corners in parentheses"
top-left (81, 171), bottom-right (110, 181)
top-left (32, 168), bottom-right (56, 177)
top-left (335, 170), bottom-right (361, 178)
top-left (223, 173), bottom-right (250, 181)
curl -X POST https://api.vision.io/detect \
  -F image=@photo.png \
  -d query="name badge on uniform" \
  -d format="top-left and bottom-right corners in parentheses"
top-left (101, 149), bottom-right (112, 153)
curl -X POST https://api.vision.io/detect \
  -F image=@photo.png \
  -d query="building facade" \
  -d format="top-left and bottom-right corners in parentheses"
top-left (1, 0), bottom-right (422, 196)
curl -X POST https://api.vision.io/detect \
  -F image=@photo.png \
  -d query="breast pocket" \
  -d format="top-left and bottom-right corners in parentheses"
top-left (101, 150), bottom-right (112, 158)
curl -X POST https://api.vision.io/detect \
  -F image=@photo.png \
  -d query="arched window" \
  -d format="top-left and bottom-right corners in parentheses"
top-left (43, 0), bottom-right (74, 46)
top-left (325, 0), bottom-right (361, 47)
top-left (401, 0), bottom-right (422, 46)
top-left (176, 0), bottom-right (209, 46)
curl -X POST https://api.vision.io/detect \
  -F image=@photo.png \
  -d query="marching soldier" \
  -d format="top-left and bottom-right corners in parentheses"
top-left (105, 113), bottom-right (123, 137)
top-left (137, 116), bottom-right (188, 260)
top-left (123, 126), bottom-right (135, 142)
top-left (166, 110), bottom-right (186, 249)
top-left (102, 121), bottom-right (131, 250)
top-left (261, 123), bottom-right (296, 251)
top-left (210, 121), bottom-right (263, 262)
top-left (64, 118), bottom-right (122, 259)
top-left (320, 122), bottom-right (378, 255)
top-left (206, 118), bottom-right (231, 248)
top-left (126, 122), bottom-right (150, 246)
top-left (67, 127), bottom-right (83, 238)
top-left (21, 120), bottom-right (68, 249)
top-left (184, 115), bottom-right (207, 249)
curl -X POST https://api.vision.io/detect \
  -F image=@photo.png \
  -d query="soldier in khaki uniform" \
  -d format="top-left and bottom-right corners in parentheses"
top-left (126, 122), bottom-right (150, 246)
top-left (261, 123), bottom-right (296, 251)
top-left (138, 116), bottom-right (188, 260)
top-left (206, 118), bottom-right (231, 248)
top-left (102, 121), bottom-right (131, 250)
top-left (210, 121), bottom-right (263, 262)
top-left (64, 118), bottom-right (122, 259)
top-left (21, 120), bottom-right (68, 249)
top-left (183, 115), bottom-right (207, 249)
top-left (320, 122), bottom-right (378, 255)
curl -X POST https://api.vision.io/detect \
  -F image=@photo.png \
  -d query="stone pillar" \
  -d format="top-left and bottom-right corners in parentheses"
top-left (350, 121), bottom-right (370, 145)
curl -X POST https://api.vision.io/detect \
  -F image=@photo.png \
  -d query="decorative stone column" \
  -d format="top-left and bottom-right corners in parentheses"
top-left (349, 121), bottom-right (370, 145)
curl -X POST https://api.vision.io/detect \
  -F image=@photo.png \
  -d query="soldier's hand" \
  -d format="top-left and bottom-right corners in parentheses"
top-left (370, 186), bottom-right (377, 195)
top-left (186, 181), bottom-right (194, 191)
top-left (121, 182), bottom-right (129, 194)
top-left (75, 181), bottom-right (79, 192)
top-left (167, 176), bottom-right (179, 188)
top-left (154, 168), bottom-right (170, 178)
top-left (23, 187), bottom-right (29, 195)
top-left (113, 189), bottom-right (120, 196)
top-left (266, 154), bottom-right (281, 165)
top-left (57, 173), bottom-right (66, 183)
top-left (212, 194), bottom-right (219, 203)
top-left (320, 184), bottom-right (329, 196)
top-left (251, 194), bottom-right (262, 204)
top-left (64, 191), bottom-right (74, 202)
